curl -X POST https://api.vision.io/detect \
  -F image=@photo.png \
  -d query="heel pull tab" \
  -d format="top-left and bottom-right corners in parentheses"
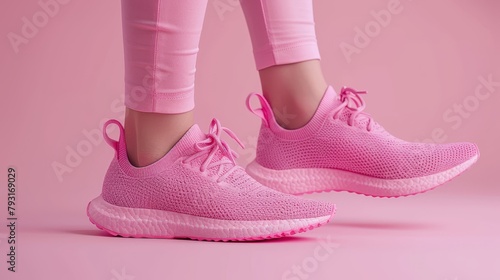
top-left (102, 119), bottom-right (125, 156)
top-left (246, 92), bottom-right (273, 127)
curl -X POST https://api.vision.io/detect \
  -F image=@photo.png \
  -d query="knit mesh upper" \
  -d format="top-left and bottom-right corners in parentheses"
top-left (101, 120), bottom-right (334, 221)
top-left (253, 86), bottom-right (479, 179)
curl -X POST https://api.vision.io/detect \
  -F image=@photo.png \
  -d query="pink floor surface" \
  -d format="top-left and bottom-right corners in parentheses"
top-left (1, 182), bottom-right (499, 280)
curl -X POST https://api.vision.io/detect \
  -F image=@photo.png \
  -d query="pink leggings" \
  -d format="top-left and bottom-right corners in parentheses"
top-left (122, 0), bottom-right (320, 114)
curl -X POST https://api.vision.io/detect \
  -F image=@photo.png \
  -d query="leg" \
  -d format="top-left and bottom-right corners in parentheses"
top-left (121, 0), bottom-right (207, 166)
top-left (240, 0), bottom-right (326, 129)
top-left (88, 0), bottom-right (336, 242)
top-left (258, 60), bottom-right (326, 129)
top-left (125, 110), bottom-right (193, 167)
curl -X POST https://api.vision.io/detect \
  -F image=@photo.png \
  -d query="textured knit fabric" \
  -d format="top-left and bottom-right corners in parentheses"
top-left (121, 0), bottom-right (320, 113)
top-left (240, 0), bottom-right (320, 70)
top-left (250, 86), bottom-right (479, 179)
top-left (101, 119), bottom-right (334, 221)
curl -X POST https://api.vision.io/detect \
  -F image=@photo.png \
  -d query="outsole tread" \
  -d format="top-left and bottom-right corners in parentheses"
top-left (86, 196), bottom-right (335, 242)
top-left (88, 215), bottom-right (332, 242)
top-left (247, 155), bottom-right (478, 198)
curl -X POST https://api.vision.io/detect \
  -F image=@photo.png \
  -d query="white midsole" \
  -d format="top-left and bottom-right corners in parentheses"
top-left (246, 155), bottom-right (478, 196)
top-left (87, 196), bottom-right (332, 239)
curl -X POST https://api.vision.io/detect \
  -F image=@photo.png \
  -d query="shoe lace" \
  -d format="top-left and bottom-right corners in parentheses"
top-left (182, 118), bottom-right (245, 183)
top-left (331, 86), bottom-right (374, 131)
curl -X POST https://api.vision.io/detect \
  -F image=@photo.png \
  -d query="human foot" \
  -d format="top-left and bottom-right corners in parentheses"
top-left (87, 118), bottom-right (335, 241)
top-left (245, 86), bottom-right (479, 197)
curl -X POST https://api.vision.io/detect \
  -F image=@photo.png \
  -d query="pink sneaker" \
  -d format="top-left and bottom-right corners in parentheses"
top-left (87, 119), bottom-right (335, 241)
top-left (245, 86), bottom-right (479, 197)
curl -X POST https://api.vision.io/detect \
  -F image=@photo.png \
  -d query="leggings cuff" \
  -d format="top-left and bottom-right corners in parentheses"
top-left (254, 42), bottom-right (321, 70)
top-left (125, 86), bottom-right (195, 114)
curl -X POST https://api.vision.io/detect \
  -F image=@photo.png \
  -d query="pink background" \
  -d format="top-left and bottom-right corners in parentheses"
top-left (0, 0), bottom-right (499, 279)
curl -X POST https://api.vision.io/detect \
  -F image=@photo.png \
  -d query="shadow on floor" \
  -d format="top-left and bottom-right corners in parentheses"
top-left (60, 228), bottom-right (320, 243)
top-left (63, 229), bottom-right (113, 237)
top-left (326, 220), bottom-right (439, 230)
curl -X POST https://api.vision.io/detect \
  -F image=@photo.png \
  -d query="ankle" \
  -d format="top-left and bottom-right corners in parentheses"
top-left (259, 60), bottom-right (327, 129)
top-left (125, 108), bottom-right (194, 167)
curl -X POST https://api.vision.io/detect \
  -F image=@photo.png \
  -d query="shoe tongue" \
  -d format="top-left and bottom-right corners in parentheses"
top-left (317, 85), bottom-right (341, 116)
top-left (306, 85), bottom-right (340, 126)
top-left (174, 124), bottom-right (243, 180)
top-left (270, 86), bottom-right (339, 139)
top-left (323, 86), bottom-right (375, 130)
top-left (172, 124), bottom-right (206, 156)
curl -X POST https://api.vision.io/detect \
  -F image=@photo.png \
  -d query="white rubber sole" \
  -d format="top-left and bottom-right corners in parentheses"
top-left (87, 196), bottom-right (334, 241)
top-left (246, 155), bottom-right (479, 197)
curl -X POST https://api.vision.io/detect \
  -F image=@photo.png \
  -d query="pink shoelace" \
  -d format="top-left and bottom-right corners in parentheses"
top-left (331, 86), bottom-right (374, 131)
top-left (183, 119), bottom-right (245, 182)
